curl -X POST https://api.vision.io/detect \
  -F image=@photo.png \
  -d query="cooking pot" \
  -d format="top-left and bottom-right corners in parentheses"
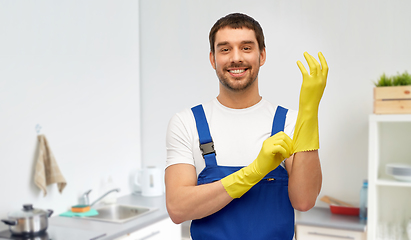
top-left (1, 204), bottom-right (53, 236)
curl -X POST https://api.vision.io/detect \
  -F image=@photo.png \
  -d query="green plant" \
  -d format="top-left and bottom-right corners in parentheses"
top-left (375, 73), bottom-right (392, 86)
top-left (393, 72), bottom-right (411, 86)
top-left (374, 71), bottom-right (411, 87)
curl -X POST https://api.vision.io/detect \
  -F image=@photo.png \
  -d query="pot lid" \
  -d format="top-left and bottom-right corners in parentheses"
top-left (8, 204), bottom-right (48, 218)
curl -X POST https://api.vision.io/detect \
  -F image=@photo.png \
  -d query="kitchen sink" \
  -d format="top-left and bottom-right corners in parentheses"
top-left (78, 204), bottom-right (157, 223)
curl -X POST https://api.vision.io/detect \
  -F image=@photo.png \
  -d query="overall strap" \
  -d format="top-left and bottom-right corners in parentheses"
top-left (271, 106), bottom-right (288, 136)
top-left (191, 105), bottom-right (217, 166)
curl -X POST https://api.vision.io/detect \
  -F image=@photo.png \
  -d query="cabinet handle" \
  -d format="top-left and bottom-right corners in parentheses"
top-left (137, 230), bottom-right (161, 240)
top-left (307, 231), bottom-right (355, 239)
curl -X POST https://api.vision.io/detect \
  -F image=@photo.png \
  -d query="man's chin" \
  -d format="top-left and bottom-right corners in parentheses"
top-left (221, 81), bottom-right (253, 92)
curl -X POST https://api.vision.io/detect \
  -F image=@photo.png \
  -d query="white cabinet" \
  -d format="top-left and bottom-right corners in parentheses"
top-left (368, 114), bottom-right (411, 240)
top-left (115, 217), bottom-right (181, 240)
top-left (296, 225), bottom-right (366, 240)
top-left (295, 207), bottom-right (366, 240)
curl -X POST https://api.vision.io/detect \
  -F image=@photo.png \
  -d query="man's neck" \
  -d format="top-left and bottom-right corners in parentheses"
top-left (217, 84), bottom-right (262, 109)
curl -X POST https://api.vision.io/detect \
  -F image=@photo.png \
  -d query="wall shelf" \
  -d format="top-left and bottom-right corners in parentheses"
top-left (375, 178), bottom-right (411, 187)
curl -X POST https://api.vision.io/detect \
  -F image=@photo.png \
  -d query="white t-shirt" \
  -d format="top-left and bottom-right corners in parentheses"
top-left (166, 98), bottom-right (297, 176)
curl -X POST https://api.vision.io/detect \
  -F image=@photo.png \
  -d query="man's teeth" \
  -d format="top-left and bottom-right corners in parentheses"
top-left (230, 69), bottom-right (245, 74)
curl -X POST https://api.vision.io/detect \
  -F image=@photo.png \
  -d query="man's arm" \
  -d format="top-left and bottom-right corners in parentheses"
top-left (285, 151), bottom-right (322, 212)
top-left (165, 164), bottom-right (232, 224)
top-left (165, 131), bottom-right (293, 224)
top-left (284, 52), bottom-right (327, 211)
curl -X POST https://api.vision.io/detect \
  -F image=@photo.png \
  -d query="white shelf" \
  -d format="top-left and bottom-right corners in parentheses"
top-left (367, 114), bottom-right (411, 240)
top-left (376, 178), bottom-right (411, 187)
top-left (369, 114), bottom-right (411, 122)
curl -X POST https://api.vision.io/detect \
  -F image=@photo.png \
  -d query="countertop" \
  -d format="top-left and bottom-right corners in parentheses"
top-left (0, 193), bottom-right (169, 240)
top-left (295, 207), bottom-right (367, 232)
top-left (0, 197), bottom-right (365, 239)
top-left (50, 193), bottom-right (169, 240)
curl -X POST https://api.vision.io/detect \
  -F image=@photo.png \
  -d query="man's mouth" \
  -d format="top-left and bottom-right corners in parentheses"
top-left (229, 69), bottom-right (246, 74)
top-left (227, 68), bottom-right (248, 77)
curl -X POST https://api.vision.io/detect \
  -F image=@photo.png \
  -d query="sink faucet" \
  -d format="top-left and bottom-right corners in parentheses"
top-left (81, 188), bottom-right (121, 207)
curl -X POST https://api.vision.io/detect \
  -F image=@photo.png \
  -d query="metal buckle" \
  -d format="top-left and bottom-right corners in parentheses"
top-left (200, 142), bottom-right (215, 156)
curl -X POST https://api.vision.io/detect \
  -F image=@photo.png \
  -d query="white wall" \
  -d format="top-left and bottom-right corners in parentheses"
top-left (0, 1), bottom-right (140, 218)
top-left (140, 0), bottom-right (411, 207)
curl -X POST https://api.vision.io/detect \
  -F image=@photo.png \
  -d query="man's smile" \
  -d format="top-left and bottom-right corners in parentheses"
top-left (226, 67), bottom-right (249, 77)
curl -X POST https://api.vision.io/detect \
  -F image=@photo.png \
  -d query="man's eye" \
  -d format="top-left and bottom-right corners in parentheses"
top-left (243, 47), bottom-right (251, 51)
top-left (221, 48), bottom-right (229, 52)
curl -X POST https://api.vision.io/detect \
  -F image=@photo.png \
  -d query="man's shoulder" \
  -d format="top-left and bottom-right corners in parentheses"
top-left (261, 99), bottom-right (297, 114)
top-left (169, 100), bottom-right (215, 126)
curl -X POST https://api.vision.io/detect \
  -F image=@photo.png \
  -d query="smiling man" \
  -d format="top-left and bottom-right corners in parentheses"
top-left (165, 13), bottom-right (328, 239)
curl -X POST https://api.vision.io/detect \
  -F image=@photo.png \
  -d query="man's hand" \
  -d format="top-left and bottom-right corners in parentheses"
top-left (221, 131), bottom-right (293, 198)
top-left (252, 132), bottom-right (293, 175)
top-left (293, 52), bottom-right (328, 153)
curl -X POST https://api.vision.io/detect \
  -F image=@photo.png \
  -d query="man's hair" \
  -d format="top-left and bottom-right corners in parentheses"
top-left (209, 13), bottom-right (266, 55)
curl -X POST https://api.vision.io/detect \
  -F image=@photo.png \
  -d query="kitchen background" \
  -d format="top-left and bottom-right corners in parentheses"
top-left (0, 1), bottom-right (141, 218)
top-left (1, 0), bottom-right (411, 222)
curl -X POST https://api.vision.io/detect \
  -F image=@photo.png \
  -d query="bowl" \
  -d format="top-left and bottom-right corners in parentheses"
top-left (386, 163), bottom-right (411, 182)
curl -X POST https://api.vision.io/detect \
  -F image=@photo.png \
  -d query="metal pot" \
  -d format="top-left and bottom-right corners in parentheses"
top-left (1, 204), bottom-right (53, 236)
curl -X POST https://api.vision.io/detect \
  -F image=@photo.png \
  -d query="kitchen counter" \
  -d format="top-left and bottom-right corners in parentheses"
top-left (295, 207), bottom-right (367, 232)
top-left (37, 193), bottom-right (169, 240)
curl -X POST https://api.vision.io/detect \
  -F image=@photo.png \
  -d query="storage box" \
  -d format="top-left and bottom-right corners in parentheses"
top-left (329, 205), bottom-right (359, 216)
top-left (374, 86), bottom-right (411, 114)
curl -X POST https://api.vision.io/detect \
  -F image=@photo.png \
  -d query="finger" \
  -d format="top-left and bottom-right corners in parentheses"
top-left (297, 60), bottom-right (308, 76)
top-left (271, 145), bottom-right (290, 159)
top-left (303, 52), bottom-right (317, 76)
top-left (270, 136), bottom-right (293, 153)
top-left (283, 134), bottom-right (293, 150)
top-left (276, 132), bottom-right (293, 156)
top-left (310, 55), bottom-right (321, 76)
top-left (318, 52), bottom-right (329, 77)
top-left (266, 132), bottom-right (286, 145)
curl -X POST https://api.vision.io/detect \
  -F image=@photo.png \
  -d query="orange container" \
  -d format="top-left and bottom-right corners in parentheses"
top-left (329, 205), bottom-right (359, 216)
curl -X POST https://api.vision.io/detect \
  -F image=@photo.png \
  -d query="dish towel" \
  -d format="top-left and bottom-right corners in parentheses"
top-left (34, 134), bottom-right (67, 196)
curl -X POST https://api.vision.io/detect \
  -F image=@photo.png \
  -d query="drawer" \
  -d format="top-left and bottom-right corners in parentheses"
top-left (115, 218), bottom-right (181, 240)
top-left (296, 225), bottom-right (366, 240)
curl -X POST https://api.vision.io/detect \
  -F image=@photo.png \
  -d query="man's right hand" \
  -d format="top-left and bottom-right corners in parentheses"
top-left (221, 131), bottom-right (293, 198)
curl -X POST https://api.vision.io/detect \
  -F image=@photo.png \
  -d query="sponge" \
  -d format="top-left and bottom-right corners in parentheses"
top-left (71, 205), bottom-right (91, 213)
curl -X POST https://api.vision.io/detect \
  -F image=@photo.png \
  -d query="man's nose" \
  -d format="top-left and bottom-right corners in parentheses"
top-left (230, 48), bottom-right (243, 63)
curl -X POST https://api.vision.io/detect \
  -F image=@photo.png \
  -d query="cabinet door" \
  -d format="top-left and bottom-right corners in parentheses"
top-left (117, 218), bottom-right (181, 240)
top-left (296, 225), bottom-right (366, 240)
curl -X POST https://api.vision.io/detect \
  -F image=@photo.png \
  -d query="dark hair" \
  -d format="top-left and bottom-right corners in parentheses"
top-left (209, 13), bottom-right (265, 54)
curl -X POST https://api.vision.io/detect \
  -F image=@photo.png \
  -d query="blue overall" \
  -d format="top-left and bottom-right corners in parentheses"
top-left (190, 105), bottom-right (295, 240)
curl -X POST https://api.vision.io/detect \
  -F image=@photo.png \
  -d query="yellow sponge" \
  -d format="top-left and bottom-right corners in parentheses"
top-left (71, 205), bottom-right (90, 213)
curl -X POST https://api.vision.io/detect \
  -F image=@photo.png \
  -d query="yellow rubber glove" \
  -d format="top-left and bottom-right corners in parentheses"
top-left (293, 52), bottom-right (328, 153)
top-left (221, 132), bottom-right (293, 198)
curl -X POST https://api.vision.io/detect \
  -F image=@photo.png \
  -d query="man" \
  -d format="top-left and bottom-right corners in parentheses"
top-left (165, 13), bottom-right (328, 239)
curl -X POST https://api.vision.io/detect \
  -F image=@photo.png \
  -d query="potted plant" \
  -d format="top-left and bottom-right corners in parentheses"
top-left (374, 71), bottom-right (411, 114)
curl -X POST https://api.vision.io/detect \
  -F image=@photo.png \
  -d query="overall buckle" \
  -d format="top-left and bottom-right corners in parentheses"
top-left (200, 142), bottom-right (216, 156)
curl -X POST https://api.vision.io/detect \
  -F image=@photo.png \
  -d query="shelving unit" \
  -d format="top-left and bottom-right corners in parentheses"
top-left (368, 114), bottom-right (411, 240)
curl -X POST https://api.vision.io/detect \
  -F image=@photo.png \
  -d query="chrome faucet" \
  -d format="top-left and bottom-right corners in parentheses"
top-left (80, 188), bottom-right (121, 207)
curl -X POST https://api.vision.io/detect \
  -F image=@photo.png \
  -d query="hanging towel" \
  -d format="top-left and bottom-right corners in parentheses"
top-left (34, 134), bottom-right (67, 196)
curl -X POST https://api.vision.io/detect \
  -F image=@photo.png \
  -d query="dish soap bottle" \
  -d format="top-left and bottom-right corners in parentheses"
top-left (101, 176), bottom-right (118, 204)
top-left (359, 179), bottom-right (368, 220)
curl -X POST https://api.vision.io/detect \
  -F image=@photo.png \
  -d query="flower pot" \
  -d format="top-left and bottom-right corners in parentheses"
top-left (374, 86), bottom-right (411, 114)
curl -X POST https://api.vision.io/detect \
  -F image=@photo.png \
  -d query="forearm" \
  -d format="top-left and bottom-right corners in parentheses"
top-left (165, 164), bottom-right (233, 224)
top-left (287, 150), bottom-right (322, 211)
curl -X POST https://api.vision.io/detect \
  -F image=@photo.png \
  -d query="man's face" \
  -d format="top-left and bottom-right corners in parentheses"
top-left (210, 27), bottom-right (266, 92)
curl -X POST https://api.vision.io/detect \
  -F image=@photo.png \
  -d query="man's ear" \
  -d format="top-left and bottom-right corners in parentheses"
top-left (260, 48), bottom-right (266, 66)
top-left (209, 51), bottom-right (216, 70)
